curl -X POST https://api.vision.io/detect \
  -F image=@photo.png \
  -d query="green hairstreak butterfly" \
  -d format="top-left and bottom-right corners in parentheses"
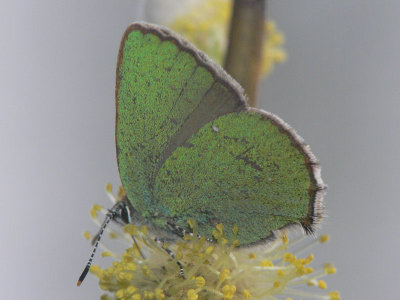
top-left (78, 22), bottom-right (325, 285)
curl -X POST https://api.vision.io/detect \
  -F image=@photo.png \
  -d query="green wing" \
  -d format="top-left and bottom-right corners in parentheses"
top-left (116, 23), bottom-right (325, 245)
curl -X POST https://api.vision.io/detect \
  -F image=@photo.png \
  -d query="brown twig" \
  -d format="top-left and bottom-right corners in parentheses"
top-left (224, 0), bottom-right (266, 107)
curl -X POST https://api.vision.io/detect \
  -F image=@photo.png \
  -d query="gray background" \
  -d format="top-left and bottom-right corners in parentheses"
top-left (1, 1), bottom-right (398, 299)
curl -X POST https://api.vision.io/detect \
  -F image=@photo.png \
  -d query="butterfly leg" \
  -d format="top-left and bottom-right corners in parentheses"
top-left (154, 237), bottom-right (185, 279)
top-left (166, 221), bottom-right (214, 242)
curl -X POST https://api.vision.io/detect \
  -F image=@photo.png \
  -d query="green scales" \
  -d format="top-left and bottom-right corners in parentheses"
top-left (78, 22), bottom-right (325, 285)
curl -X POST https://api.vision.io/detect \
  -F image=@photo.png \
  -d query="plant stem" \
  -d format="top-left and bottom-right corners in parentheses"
top-left (224, 0), bottom-right (266, 107)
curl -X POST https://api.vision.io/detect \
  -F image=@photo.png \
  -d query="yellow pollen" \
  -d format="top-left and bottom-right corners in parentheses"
top-left (126, 286), bottom-right (138, 294)
top-left (317, 280), bottom-right (327, 289)
top-left (118, 271), bottom-right (133, 281)
top-left (126, 262), bottom-right (137, 271)
top-left (213, 229), bottom-right (221, 239)
top-left (106, 183), bottom-right (112, 193)
top-left (296, 265), bottom-right (306, 275)
top-left (89, 265), bottom-right (101, 275)
top-left (101, 251), bottom-right (113, 257)
top-left (283, 252), bottom-right (295, 263)
top-left (307, 280), bottom-right (316, 286)
top-left (243, 289), bottom-right (251, 299)
top-left (142, 265), bottom-right (151, 277)
top-left (260, 260), bottom-right (273, 267)
top-left (273, 280), bottom-right (281, 288)
top-left (205, 246), bottom-right (214, 255)
top-left (140, 226), bottom-right (147, 234)
top-left (281, 234), bottom-right (289, 244)
top-left (155, 288), bottom-right (165, 299)
top-left (216, 223), bottom-right (224, 233)
top-left (219, 269), bottom-right (230, 282)
top-left (296, 265), bottom-right (312, 275)
top-left (329, 291), bottom-right (341, 300)
top-left (90, 205), bottom-right (102, 218)
top-left (277, 270), bottom-right (285, 277)
top-left (117, 186), bottom-right (125, 199)
top-left (144, 291), bottom-right (154, 298)
top-left (187, 289), bottom-right (198, 300)
top-left (248, 252), bottom-right (256, 259)
top-left (305, 267), bottom-right (314, 274)
top-left (305, 253), bottom-right (314, 264)
top-left (324, 263), bottom-right (337, 274)
top-left (123, 224), bottom-right (138, 235)
top-left (297, 258), bottom-right (307, 265)
top-left (115, 289), bottom-right (124, 298)
top-left (319, 235), bottom-right (330, 243)
top-left (83, 231), bottom-right (91, 240)
top-left (233, 225), bottom-right (239, 235)
top-left (195, 276), bottom-right (206, 287)
top-left (222, 285), bottom-right (236, 299)
top-left (188, 218), bottom-right (195, 229)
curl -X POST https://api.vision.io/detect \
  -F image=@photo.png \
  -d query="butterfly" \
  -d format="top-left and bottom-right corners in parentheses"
top-left (78, 22), bottom-right (325, 285)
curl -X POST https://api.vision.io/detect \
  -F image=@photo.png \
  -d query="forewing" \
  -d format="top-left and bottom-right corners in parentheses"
top-left (116, 23), bottom-right (246, 214)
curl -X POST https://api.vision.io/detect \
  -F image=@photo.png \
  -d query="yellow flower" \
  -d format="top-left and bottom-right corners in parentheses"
top-left (222, 284), bottom-right (236, 299)
top-left (187, 289), bottom-right (198, 300)
top-left (84, 185), bottom-right (340, 300)
top-left (195, 276), bottom-right (205, 287)
top-left (145, 0), bottom-right (286, 78)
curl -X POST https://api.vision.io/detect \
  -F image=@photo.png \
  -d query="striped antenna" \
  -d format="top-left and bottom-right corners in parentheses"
top-left (77, 207), bottom-right (118, 286)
